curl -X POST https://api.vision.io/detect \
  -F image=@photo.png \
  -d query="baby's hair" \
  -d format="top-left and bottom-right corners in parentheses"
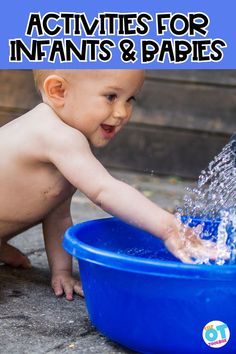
top-left (32, 70), bottom-right (54, 93)
top-left (32, 69), bottom-right (79, 94)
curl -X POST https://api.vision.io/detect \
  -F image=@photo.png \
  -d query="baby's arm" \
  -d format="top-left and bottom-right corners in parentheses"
top-left (47, 127), bottom-right (216, 263)
top-left (42, 196), bottom-right (83, 300)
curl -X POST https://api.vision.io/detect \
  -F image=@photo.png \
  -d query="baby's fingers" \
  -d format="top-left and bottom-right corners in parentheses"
top-left (187, 240), bottom-right (218, 260)
top-left (52, 278), bottom-right (64, 297)
top-left (51, 275), bottom-right (77, 300)
top-left (63, 282), bottom-right (83, 300)
top-left (167, 235), bottom-right (219, 264)
top-left (53, 277), bottom-right (84, 300)
top-left (73, 281), bottom-right (84, 297)
top-left (63, 282), bottom-right (74, 301)
top-left (173, 243), bottom-right (216, 264)
top-left (172, 248), bottom-right (194, 264)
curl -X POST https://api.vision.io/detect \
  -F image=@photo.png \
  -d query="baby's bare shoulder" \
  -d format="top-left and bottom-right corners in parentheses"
top-left (35, 103), bottom-right (86, 142)
top-left (19, 104), bottom-right (88, 159)
top-left (37, 104), bottom-right (89, 154)
top-left (0, 103), bottom-right (89, 168)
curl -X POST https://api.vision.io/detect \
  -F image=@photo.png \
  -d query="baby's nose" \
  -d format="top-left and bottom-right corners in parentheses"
top-left (113, 103), bottom-right (128, 120)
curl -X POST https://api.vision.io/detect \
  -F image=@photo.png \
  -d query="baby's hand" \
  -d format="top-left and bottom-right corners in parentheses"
top-left (51, 270), bottom-right (84, 300)
top-left (163, 221), bottom-right (218, 264)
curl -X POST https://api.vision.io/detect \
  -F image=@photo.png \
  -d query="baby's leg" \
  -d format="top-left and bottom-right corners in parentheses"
top-left (0, 236), bottom-right (31, 268)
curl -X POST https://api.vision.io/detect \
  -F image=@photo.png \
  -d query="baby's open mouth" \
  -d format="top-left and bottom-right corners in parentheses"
top-left (101, 124), bottom-right (115, 133)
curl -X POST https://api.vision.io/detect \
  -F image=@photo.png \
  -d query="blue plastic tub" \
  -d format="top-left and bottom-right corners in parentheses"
top-left (63, 217), bottom-right (236, 354)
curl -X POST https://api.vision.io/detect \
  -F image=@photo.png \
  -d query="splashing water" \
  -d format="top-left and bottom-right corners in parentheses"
top-left (177, 135), bottom-right (236, 265)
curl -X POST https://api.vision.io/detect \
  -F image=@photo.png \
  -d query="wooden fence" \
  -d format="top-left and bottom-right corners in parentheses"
top-left (0, 70), bottom-right (235, 178)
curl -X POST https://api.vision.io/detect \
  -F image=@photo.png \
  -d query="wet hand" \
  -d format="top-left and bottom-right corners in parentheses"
top-left (51, 270), bottom-right (84, 300)
top-left (163, 222), bottom-right (219, 264)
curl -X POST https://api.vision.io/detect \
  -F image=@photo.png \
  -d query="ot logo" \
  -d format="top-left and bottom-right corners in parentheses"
top-left (202, 320), bottom-right (230, 348)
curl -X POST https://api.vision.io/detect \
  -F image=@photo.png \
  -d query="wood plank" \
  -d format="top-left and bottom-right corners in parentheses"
top-left (0, 109), bottom-right (25, 127)
top-left (146, 70), bottom-right (236, 87)
top-left (0, 70), bottom-right (233, 178)
top-left (133, 80), bottom-right (236, 134)
top-left (0, 70), bottom-right (40, 110)
top-left (94, 124), bottom-right (229, 179)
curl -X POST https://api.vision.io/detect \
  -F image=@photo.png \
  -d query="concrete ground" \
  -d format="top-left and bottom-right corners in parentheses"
top-left (0, 169), bottom-right (194, 354)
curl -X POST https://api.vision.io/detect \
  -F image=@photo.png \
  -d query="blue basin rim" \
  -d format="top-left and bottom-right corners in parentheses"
top-left (63, 217), bottom-right (236, 281)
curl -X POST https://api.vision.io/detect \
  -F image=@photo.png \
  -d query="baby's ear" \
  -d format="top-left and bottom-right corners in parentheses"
top-left (43, 75), bottom-right (67, 107)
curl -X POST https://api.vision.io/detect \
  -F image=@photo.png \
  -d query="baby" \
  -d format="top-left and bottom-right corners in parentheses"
top-left (0, 69), bottom-right (216, 300)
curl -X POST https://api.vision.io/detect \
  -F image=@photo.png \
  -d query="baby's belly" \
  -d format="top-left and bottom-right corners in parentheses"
top-left (0, 196), bottom-right (64, 237)
top-left (0, 184), bottom-right (75, 238)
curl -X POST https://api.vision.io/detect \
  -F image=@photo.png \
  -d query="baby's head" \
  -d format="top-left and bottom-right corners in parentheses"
top-left (33, 69), bottom-right (145, 147)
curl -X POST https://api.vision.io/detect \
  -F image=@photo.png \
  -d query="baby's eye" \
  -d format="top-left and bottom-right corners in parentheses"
top-left (106, 94), bottom-right (117, 102)
top-left (128, 96), bottom-right (136, 103)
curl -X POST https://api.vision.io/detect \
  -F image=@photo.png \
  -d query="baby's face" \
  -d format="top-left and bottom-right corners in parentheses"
top-left (62, 70), bottom-right (144, 147)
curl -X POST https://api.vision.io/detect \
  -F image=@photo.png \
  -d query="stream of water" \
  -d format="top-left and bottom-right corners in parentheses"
top-left (177, 135), bottom-right (236, 265)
